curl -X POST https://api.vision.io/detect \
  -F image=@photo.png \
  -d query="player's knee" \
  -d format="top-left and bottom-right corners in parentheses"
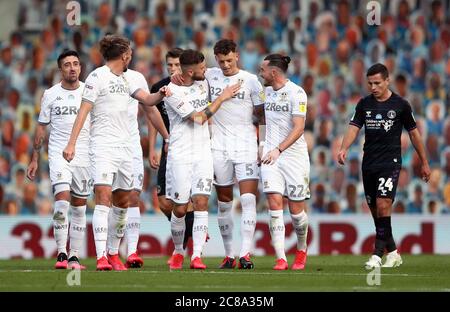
top-left (53, 202), bottom-right (69, 224)
top-left (172, 204), bottom-right (186, 218)
top-left (376, 198), bottom-right (392, 216)
top-left (70, 196), bottom-right (86, 207)
top-left (129, 191), bottom-right (140, 207)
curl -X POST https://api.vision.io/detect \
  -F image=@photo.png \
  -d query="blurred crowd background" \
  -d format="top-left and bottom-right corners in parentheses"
top-left (0, 0), bottom-right (449, 216)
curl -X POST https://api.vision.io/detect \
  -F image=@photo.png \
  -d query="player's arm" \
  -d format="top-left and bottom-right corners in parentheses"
top-left (408, 128), bottom-right (431, 182)
top-left (27, 123), bottom-right (47, 180)
top-left (132, 87), bottom-right (168, 107)
top-left (147, 116), bottom-right (160, 169)
top-left (187, 83), bottom-right (241, 125)
top-left (337, 125), bottom-right (361, 165)
top-left (63, 101), bottom-right (92, 162)
top-left (261, 116), bottom-right (305, 165)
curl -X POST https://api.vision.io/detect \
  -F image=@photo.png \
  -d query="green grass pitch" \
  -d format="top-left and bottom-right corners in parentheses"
top-left (0, 255), bottom-right (449, 292)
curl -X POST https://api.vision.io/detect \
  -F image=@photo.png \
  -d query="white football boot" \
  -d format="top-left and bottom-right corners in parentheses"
top-left (382, 250), bottom-right (403, 268)
top-left (365, 255), bottom-right (382, 270)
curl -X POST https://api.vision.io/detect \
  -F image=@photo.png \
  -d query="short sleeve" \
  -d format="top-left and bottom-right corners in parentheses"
top-left (402, 100), bottom-right (417, 131)
top-left (291, 87), bottom-right (308, 117)
top-left (249, 76), bottom-right (265, 106)
top-left (164, 93), bottom-right (195, 120)
top-left (349, 99), bottom-right (365, 128)
top-left (82, 71), bottom-right (101, 104)
top-left (37, 90), bottom-right (51, 124)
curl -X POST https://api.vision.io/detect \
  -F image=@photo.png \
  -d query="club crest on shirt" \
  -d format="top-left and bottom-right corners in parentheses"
top-left (238, 78), bottom-right (244, 85)
top-left (198, 84), bottom-right (206, 94)
top-left (280, 92), bottom-right (288, 101)
top-left (387, 110), bottom-right (396, 119)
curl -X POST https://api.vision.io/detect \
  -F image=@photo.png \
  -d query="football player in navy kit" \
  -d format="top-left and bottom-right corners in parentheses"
top-left (338, 63), bottom-right (430, 269)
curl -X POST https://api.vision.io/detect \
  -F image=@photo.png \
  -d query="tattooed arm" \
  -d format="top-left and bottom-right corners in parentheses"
top-left (27, 124), bottom-right (47, 180)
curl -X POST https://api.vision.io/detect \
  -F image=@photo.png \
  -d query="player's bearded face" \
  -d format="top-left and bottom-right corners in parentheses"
top-left (259, 61), bottom-right (273, 86)
top-left (60, 56), bottom-right (81, 83)
top-left (192, 61), bottom-right (206, 81)
top-left (122, 48), bottom-right (132, 72)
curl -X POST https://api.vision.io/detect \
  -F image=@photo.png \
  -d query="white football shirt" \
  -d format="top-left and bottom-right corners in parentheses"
top-left (124, 69), bottom-right (150, 144)
top-left (38, 82), bottom-right (90, 166)
top-left (263, 80), bottom-right (308, 157)
top-left (164, 80), bottom-right (211, 163)
top-left (82, 65), bottom-right (141, 148)
top-left (206, 68), bottom-right (264, 160)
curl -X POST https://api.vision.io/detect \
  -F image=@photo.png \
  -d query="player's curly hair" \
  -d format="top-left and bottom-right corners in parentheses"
top-left (213, 39), bottom-right (237, 55)
top-left (264, 54), bottom-right (291, 73)
top-left (99, 35), bottom-right (130, 61)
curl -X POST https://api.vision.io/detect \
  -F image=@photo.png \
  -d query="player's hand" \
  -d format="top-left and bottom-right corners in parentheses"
top-left (26, 160), bottom-right (38, 180)
top-left (421, 162), bottom-right (431, 183)
top-left (170, 73), bottom-right (184, 86)
top-left (63, 144), bottom-right (75, 162)
top-left (159, 86), bottom-right (171, 97)
top-left (220, 83), bottom-right (241, 101)
top-left (261, 148), bottom-right (280, 165)
top-left (337, 149), bottom-right (347, 165)
top-left (149, 148), bottom-right (159, 169)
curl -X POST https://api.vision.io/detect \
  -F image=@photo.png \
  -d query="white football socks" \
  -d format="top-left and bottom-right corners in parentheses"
top-left (192, 211), bottom-right (208, 260)
top-left (290, 210), bottom-right (309, 251)
top-left (125, 206), bottom-right (141, 257)
top-left (92, 205), bottom-right (109, 259)
top-left (239, 193), bottom-right (256, 258)
top-left (68, 205), bottom-right (86, 259)
top-left (269, 209), bottom-right (286, 261)
top-left (53, 200), bottom-right (69, 255)
top-left (107, 206), bottom-right (127, 255)
top-left (171, 211), bottom-right (186, 255)
top-left (217, 200), bottom-right (234, 258)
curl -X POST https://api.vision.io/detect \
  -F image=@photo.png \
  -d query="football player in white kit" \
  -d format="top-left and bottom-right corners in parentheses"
top-left (27, 50), bottom-right (90, 270)
top-left (164, 49), bottom-right (241, 270)
top-left (207, 39), bottom-right (264, 269)
top-left (259, 54), bottom-right (310, 270)
top-left (106, 68), bottom-right (169, 269)
top-left (63, 35), bottom-right (169, 271)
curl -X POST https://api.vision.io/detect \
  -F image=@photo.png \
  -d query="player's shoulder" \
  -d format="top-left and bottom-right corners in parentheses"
top-left (287, 81), bottom-right (306, 96)
top-left (86, 65), bottom-right (108, 80)
top-left (125, 68), bottom-right (144, 80)
top-left (390, 92), bottom-right (410, 107)
top-left (166, 82), bottom-right (184, 95)
top-left (45, 82), bottom-right (63, 96)
top-left (239, 69), bottom-right (258, 80)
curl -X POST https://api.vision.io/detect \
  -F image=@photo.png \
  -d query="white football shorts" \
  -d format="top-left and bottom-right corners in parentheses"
top-left (261, 153), bottom-right (311, 201)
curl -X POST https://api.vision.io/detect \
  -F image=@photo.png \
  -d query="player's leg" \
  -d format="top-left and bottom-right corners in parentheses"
top-left (125, 190), bottom-right (144, 268)
top-left (376, 168), bottom-right (402, 268)
top-left (68, 195), bottom-right (87, 269)
top-left (90, 150), bottom-right (115, 270)
top-left (362, 168), bottom-right (383, 269)
top-left (53, 187), bottom-right (71, 269)
top-left (67, 166), bottom-right (91, 270)
top-left (157, 150), bottom-right (173, 219)
top-left (213, 152), bottom-right (236, 268)
top-left (288, 200), bottom-right (308, 270)
top-left (282, 155), bottom-right (310, 270)
top-left (236, 162), bottom-right (259, 269)
top-left (124, 149), bottom-right (145, 268)
top-left (49, 161), bottom-right (72, 269)
top-left (261, 162), bottom-right (288, 270)
top-left (190, 158), bottom-right (213, 269)
top-left (167, 162), bottom-right (192, 269)
top-left (190, 194), bottom-right (209, 270)
top-left (106, 152), bottom-right (134, 271)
